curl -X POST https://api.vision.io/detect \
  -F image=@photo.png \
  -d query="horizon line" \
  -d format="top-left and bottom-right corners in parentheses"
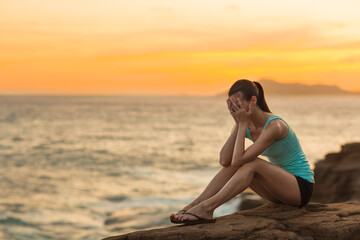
top-left (1, 93), bottom-right (360, 97)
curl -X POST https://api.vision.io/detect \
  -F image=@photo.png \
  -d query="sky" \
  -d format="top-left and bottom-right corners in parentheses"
top-left (1, 0), bottom-right (360, 96)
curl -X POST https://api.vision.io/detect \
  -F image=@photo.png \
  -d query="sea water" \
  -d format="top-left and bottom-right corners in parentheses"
top-left (0, 95), bottom-right (359, 240)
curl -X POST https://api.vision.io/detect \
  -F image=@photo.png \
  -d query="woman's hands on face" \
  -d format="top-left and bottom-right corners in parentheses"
top-left (229, 97), bottom-right (253, 124)
top-left (227, 98), bottom-right (239, 124)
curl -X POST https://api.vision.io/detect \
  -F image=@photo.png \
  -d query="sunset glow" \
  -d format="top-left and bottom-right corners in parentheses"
top-left (1, 0), bottom-right (360, 95)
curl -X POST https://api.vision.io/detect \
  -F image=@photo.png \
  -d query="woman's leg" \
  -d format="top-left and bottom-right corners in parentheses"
top-left (191, 165), bottom-right (283, 207)
top-left (178, 157), bottom-right (301, 221)
top-left (171, 164), bottom-right (239, 218)
top-left (249, 177), bottom-right (282, 204)
top-left (173, 160), bottom-right (283, 220)
top-left (186, 165), bottom-right (240, 207)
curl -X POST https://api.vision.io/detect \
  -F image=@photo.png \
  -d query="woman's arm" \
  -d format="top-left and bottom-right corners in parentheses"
top-left (229, 96), bottom-right (278, 166)
top-left (219, 123), bottom-right (239, 166)
top-left (219, 98), bottom-right (242, 166)
top-left (232, 121), bottom-right (281, 166)
top-left (231, 123), bottom-right (248, 166)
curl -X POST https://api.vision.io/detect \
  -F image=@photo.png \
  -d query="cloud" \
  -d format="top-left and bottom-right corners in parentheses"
top-left (337, 55), bottom-right (360, 64)
top-left (224, 4), bottom-right (240, 12)
top-left (322, 22), bottom-right (348, 29)
top-left (149, 6), bottom-right (173, 13)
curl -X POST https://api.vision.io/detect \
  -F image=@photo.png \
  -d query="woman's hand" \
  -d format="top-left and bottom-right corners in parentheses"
top-left (229, 97), bottom-right (253, 124)
top-left (226, 98), bottom-right (239, 124)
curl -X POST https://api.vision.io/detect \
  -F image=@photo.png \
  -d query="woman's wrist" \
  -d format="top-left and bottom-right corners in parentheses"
top-left (238, 121), bottom-right (249, 131)
top-left (239, 120), bottom-right (250, 126)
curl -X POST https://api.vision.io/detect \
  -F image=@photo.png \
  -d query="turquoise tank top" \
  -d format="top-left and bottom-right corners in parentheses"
top-left (246, 116), bottom-right (315, 183)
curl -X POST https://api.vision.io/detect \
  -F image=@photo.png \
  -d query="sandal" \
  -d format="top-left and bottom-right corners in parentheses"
top-left (179, 211), bottom-right (216, 225)
top-left (170, 209), bottom-right (188, 223)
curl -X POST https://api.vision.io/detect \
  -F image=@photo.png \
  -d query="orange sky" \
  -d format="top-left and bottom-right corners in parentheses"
top-left (1, 0), bottom-right (360, 96)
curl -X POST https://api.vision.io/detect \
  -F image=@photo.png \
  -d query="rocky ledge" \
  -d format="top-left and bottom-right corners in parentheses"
top-left (312, 142), bottom-right (360, 203)
top-left (102, 201), bottom-right (360, 240)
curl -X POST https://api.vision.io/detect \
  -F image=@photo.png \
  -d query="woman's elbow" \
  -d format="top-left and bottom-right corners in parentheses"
top-left (219, 157), bottom-right (231, 167)
top-left (220, 161), bottom-right (231, 167)
top-left (219, 152), bottom-right (232, 167)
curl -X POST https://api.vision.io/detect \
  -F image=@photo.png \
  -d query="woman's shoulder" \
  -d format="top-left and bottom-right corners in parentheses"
top-left (266, 115), bottom-right (289, 141)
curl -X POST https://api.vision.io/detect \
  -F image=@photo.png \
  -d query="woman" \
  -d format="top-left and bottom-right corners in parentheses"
top-left (170, 79), bottom-right (314, 225)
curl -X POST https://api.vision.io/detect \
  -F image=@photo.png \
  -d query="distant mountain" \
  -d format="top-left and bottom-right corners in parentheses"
top-left (216, 79), bottom-right (360, 96)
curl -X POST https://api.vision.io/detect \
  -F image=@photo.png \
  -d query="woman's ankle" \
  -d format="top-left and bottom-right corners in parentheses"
top-left (185, 199), bottom-right (203, 209)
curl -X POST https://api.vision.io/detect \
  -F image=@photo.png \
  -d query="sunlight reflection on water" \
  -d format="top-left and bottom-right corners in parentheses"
top-left (0, 95), bottom-right (359, 239)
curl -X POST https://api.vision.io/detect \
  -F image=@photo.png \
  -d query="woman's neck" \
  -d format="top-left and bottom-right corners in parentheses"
top-left (249, 107), bottom-right (273, 130)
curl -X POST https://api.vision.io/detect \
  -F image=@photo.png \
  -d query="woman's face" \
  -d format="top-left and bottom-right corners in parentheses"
top-left (228, 92), bottom-right (250, 112)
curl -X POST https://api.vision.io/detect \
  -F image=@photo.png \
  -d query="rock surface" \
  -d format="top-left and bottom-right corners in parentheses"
top-left (101, 202), bottom-right (360, 240)
top-left (312, 142), bottom-right (360, 203)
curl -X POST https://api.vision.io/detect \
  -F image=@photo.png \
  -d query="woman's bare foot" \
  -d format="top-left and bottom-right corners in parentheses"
top-left (177, 202), bottom-right (214, 221)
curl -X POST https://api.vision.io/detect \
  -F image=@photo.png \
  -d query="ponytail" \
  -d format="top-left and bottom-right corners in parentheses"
top-left (253, 81), bottom-right (271, 113)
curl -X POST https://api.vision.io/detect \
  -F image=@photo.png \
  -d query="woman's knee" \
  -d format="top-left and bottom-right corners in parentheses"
top-left (238, 158), bottom-right (262, 171)
top-left (234, 161), bottom-right (257, 177)
top-left (233, 158), bottom-right (270, 180)
top-left (219, 164), bottom-right (241, 177)
top-left (243, 157), bottom-right (270, 172)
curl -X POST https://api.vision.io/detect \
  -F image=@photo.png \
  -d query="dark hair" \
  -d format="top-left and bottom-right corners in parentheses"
top-left (228, 79), bottom-right (271, 113)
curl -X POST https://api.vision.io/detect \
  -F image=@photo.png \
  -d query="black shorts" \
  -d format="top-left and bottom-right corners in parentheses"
top-left (294, 175), bottom-right (314, 208)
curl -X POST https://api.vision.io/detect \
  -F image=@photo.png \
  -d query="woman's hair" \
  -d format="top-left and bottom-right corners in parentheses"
top-left (228, 79), bottom-right (271, 113)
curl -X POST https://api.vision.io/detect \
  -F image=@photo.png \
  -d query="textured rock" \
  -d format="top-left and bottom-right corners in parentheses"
top-left (238, 192), bottom-right (268, 210)
top-left (312, 142), bottom-right (360, 203)
top-left (101, 202), bottom-right (360, 240)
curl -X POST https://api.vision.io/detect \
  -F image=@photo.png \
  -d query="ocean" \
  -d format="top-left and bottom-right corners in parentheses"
top-left (0, 95), bottom-right (359, 240)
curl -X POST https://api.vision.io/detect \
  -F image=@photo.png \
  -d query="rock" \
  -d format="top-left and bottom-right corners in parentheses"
top-left (101, 202), bottom-right (360, 240)
top-left (312, 142), bottom-right (360, 203)
top-left (238, 192), bottom-right (268, 210)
